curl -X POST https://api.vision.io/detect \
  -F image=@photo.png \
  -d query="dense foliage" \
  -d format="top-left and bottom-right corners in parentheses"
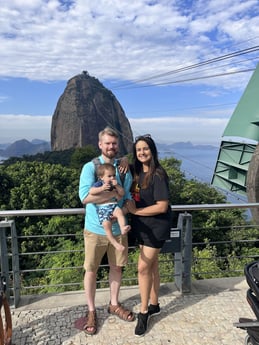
top-left (0, 148), bottom-right (258, 294)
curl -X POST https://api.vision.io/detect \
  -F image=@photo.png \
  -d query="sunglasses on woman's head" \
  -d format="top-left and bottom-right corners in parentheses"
top-left (135, 134), bottom-right (151, 142)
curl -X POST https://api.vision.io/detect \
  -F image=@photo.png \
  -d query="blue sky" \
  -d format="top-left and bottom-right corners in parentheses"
top-left (1, 0), bottom-right (259, 146)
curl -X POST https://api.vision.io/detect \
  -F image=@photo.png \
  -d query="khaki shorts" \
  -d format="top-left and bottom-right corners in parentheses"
top-left (83, 230), bottom-right (128, 272)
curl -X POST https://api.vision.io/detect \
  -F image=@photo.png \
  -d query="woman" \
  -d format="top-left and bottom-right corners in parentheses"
top-left (127, 134), bottom-right (172, 337)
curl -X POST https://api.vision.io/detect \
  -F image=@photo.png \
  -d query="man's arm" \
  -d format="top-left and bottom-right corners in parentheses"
top-left (89, 185), bottom-right (103, 196)
top-left (82, 189), bottom-right (119, 205)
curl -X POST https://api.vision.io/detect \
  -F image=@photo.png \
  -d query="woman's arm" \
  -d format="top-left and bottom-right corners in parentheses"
top-left (127, 200), bottom-right (169, 216)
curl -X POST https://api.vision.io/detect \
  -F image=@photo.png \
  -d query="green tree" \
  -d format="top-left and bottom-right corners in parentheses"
top-left (227, 247), bottom-right (259, 276)
top-left (3, 149), bottom-right (76, 166)
top-left (179, 179), bottom-right (246, 245)
top-left (5, 161), bottom-right (80, 210)
top-left (0, 170), bottom-right (14, 209)
top-left (192, 241), bottom-right (224, 279)
top-left (70, 145), bottom-right (99, 170)
top-left (161, 157), bottom-right (186, 206)
top-left (39, 238), bottom-right (84, 293)
top-left (3, 161), bottom-right (84, 279)
top-left (180, 179), bottom-right (226, 205)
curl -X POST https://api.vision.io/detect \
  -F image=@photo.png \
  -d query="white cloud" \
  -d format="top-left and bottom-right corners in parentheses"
top-left (0, 0), bottom-right (258, 89)
top-left (130, 116), bottom-right (228, 145)
top-left (0, 1), bottom-right (258, 147)
top-left (0, 114), bottom-right (227, 146)
top-left (0, 115), bottom-right (51, 144)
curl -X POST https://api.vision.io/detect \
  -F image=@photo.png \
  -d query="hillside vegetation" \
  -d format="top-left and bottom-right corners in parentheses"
top-left (0, 146), bottom-right (258, 293)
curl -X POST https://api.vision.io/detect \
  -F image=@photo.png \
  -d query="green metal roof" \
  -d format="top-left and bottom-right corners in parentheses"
top-left (223, 64), bottom-right (259, 141)
top-left (211, 141), bottom-right (256, 196)
top-left (212, 63), bottom-right (259, 196)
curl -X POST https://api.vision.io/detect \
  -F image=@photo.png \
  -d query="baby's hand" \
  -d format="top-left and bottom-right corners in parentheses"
top-left (111, 178), bottom-right (118, 187)
top-left (103, 182), bottom-right (113, 191)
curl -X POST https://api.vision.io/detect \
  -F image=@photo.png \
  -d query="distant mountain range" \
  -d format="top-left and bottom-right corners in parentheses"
top-left (0, 139), bottom-right (51, 158)
top-left (0, 138), bottom-right (217, 160)
top-left (156, 141), bottom-right (217, 151)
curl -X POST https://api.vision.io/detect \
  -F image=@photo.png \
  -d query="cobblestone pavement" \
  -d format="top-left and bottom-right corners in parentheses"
top-left (10, 277), bottom-right (256, 345)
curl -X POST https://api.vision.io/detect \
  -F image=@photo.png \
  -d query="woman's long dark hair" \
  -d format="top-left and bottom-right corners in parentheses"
top-left (133, 135), bottom-right (168, 189)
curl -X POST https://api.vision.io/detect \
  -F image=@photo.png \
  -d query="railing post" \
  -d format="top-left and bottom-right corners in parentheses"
top-left (160, 225), bottom-right (182, 290)
top-left (10, 221), bottom-right (20, 307)
top-left (0, 220), bottom-right (20, 307)
top-left (174, 247), bottom-right (182, 292)
top-left (178, 213), bottom-right (192, 293)
top-left (161, 212), bottom-right (192, 293)
top-left (0, 221), bottom-right (10, 300)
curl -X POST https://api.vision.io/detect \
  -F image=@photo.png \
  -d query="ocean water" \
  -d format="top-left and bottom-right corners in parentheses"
top-left (159, 147), bottom-right (219, 184)
top-left (159, 147), bottom-right (249, 205)
top-left (1, 148), bottom-right (219, 183)
top-left (0, 156), bottom-right (7, 163)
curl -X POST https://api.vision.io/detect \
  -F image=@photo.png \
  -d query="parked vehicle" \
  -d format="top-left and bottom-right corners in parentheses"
top-left (235, 261), bottom-right (259, 345)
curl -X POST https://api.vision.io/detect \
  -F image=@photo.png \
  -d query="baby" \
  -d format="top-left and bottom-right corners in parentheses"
top-left (89, 163), bottom-right (131, 251)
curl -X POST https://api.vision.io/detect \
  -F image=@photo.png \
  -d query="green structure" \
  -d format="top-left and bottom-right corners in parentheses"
top-left (211, 141), bottom-right (256, 196)
top-left (211, 63), bottom-right (259, 196)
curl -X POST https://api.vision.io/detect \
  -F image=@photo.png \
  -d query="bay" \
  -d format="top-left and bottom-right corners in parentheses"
top-left (159, 146), bottom-right (219, 184)
top-left (0, 156), bottom-right (7, 163)
top-left (159, 146), bottom-right (248, 205)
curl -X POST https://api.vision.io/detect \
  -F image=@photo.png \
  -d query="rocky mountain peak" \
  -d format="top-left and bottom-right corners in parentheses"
top-left (51, 71), bottom-right (133, 156)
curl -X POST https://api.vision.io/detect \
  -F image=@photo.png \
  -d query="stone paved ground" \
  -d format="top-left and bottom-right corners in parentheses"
top-left (10, 277), bottom-right (258, 345)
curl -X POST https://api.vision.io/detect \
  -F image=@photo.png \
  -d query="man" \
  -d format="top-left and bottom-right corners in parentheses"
top-left (79, 127), bottom-right (135, 335)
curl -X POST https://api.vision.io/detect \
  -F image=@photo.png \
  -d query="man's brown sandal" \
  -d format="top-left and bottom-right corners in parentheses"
top-left (84, 310), bottom-right (97, 335)
top-left (107, 302), bottom-right (135, 322)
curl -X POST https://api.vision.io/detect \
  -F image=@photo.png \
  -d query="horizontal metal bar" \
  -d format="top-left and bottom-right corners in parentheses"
top-left (23, 282), bottom-right (81, 289)
top-left (193, 239), bottom-right (259, 246)
top-left (21, 265), bottom-right (83, 273)
top-left (171, 203), bottom-right (259, 210)
top-left (18, 234), bottom-right (80, 239)
top-left (20, 249), bottom-right (82, 256)
top-left (0, 208), bottom-right (85, 217)
top-left (1, 202), bottom-right (259, 218)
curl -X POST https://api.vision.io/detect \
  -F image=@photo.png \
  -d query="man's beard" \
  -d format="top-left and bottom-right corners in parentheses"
top-left (104, 150), bottom-right (117, 159)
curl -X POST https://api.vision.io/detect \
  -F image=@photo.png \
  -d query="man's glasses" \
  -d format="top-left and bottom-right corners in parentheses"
top-left (135, 134), bottom-right (151, 142)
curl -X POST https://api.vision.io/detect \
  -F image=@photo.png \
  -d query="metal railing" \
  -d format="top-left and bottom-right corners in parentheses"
top-left (0, 203), bottom-right (259, 308)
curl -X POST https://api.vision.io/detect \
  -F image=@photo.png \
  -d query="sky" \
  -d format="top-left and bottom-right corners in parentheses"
top-left (1, 0), bottom-right (259, 147)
